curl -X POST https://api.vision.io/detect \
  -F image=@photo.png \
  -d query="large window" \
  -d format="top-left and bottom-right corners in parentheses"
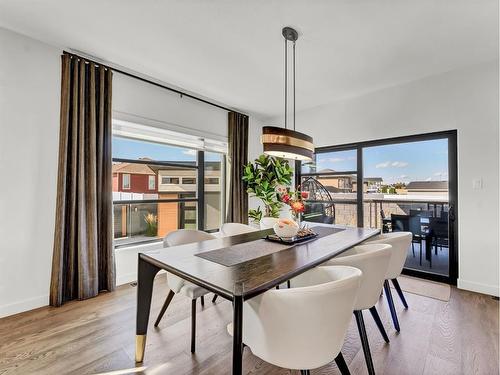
top-left (112, 120), bottom-right (227, 247)
top-left (298, 131), bottom-right (458, 284)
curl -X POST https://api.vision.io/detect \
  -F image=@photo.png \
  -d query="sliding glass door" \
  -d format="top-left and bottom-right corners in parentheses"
top-left (299, 131), bottom-right (458, 284)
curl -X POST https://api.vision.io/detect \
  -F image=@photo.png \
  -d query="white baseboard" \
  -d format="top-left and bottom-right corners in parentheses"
top-left (116, 272), bottom-right (137, 286)
top-left (457, 278), bottom-right (499, 297)
top-left (0, 294), bottom-right (49, 318)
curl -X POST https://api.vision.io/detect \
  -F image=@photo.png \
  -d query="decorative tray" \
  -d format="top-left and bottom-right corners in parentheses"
top-left (265, 229), bottom-right (318, 244)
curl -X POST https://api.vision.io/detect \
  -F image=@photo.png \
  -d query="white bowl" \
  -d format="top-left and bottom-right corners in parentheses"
top-left (273, 219), bottom-right (299, 238)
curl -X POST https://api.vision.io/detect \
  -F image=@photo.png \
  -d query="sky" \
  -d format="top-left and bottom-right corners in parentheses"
top-left (115, 136), bottom-right (448, 185)
top-left (112, 137), bottom-right (223, 162)
top-left (308, 138), bottom-right (449, 184)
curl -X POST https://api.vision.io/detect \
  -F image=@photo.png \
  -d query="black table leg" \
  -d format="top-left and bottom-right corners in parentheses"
top-left (136, 256), bottom-right (160, 363)
top-left (232, 295), bottom-right (243, 375)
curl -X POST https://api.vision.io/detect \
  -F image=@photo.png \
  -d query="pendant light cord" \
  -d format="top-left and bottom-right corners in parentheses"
top-left (293, 41), bottom-right (296, 131)
top-left (284, 38), bottom-right (288, 129)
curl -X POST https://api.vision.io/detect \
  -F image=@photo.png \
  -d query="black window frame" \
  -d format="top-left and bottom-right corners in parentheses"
top-left (297, 130), bottom-right (458, 285)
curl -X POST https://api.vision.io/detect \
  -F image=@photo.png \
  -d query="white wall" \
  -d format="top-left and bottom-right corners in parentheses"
top-left (268, 60), bottom-right (499, 296)
top-left (0, 28), bottom-right (252, 315)
top-left (113, 73), bottom-right (227, 140)
top-left (0, 28), bottom-right (61, 317)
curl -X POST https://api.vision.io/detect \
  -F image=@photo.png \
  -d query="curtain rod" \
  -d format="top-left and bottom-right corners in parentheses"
top-left (62, 51), bottom-right (247, 116)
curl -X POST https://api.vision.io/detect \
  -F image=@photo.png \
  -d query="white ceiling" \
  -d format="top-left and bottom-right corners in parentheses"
top-left (0, 0), bottom-right (497, 119)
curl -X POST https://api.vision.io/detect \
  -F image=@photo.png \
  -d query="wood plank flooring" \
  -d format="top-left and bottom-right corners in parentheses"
top-left (0, 275), bottom-right (497, 375)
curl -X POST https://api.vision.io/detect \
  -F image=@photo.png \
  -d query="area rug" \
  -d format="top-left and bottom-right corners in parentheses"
top-left (392, 275), bottom-right (451, 302)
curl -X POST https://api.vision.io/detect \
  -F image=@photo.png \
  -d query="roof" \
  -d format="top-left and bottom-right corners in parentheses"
top-left (112, 162), bottom-right (155, 175)
top-left (364, 177), bottom-right (383, 182)
top-left (406, 181), bottom-right (448, 191)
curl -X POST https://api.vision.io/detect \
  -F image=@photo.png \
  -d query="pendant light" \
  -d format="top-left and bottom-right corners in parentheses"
top-left (262, 27), bottom-right (314, 161)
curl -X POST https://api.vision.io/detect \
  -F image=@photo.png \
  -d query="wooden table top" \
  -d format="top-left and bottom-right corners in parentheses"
top-left (140, 224), bottom-right (379, 300)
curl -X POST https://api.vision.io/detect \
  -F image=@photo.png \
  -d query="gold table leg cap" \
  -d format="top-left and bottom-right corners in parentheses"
top-left (135, 334), bottom-right (147, 363)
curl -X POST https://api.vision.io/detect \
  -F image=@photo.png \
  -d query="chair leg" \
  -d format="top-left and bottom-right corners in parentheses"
top-left (419, 241), bottom-right (422, 266)
top-left (191, 299), bottom-right (196, 353)
top-left (412, 242), bottom-right (415, 257)
top-left (154, 290), bottom-right (175, 327)
top-left (200, 295), bottom-right (205, 307)
top-left (369, 306), bottom-right (390, 343)
top-left (287, 280), bottom-right (291, 288)
top-left (335, 352), bottom-right (351, 375)
top-left (354, 310), bottom-right (375, 375)
top-left (300, 370), bottom-right (310, 375)
top-left (383, 280), bottom-right (400, 332)
top-left (391, 278), bottom-right (408, 309)
top-left (212, 294), bottom-right (218, 303)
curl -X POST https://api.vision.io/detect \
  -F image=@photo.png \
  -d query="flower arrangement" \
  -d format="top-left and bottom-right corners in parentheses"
top-left (278, 185), bottom-right (309, 222)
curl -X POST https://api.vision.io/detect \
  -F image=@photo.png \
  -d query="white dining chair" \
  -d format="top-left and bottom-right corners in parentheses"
top-left (220, 222), bottom-right (257, 237)
top-left (364, 232), bottom-right (412, 332)
top-left (322, 244), bottom-right (392, 375)
top-left (229, 265), bottom-right (362, 375)
top-left (154, 229), bottom-right (216, 353)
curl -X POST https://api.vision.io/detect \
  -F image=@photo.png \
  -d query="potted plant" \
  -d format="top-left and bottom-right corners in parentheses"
top-left (243, 154), bottom-right (293, 228)
top-left (144, 213), bottom-right (158, 236)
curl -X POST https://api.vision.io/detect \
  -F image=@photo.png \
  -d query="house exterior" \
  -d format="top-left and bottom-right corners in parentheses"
top-left (112, 160), bottom-right (157, 193)
top-left (406, 181), bottom-right (449, 196)
top-left (315, 169), bottom-right (383, 193)
top-left (112, 160), bottom-right (222, 240)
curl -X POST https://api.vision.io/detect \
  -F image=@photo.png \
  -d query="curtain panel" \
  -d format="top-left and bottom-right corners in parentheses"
top-left (50, 54), bottom-right (114, 306)
top-left (226, 112), bottom-right (249, 224)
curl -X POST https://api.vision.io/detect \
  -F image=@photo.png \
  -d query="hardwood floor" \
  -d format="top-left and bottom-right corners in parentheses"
top-left (0, 275), bottom-right (498, 375)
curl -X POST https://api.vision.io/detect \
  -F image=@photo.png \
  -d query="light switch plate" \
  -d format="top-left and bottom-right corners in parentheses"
top-left (472, 178), bottom-right (483, 190)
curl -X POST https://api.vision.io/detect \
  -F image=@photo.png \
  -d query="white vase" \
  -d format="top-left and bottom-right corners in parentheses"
top-left (260, 217), bottom-right (279, 230)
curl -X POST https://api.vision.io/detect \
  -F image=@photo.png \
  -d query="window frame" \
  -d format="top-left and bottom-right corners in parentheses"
top-left (296, 129), bottom-right (458, 285)
top-left (122, 173), bottom-right (131, 190)
top-left (148, 175), bottom-right (155, 190)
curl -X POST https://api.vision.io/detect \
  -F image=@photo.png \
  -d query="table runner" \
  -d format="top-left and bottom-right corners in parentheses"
top-left (195, 226), bottom-right (344, 267)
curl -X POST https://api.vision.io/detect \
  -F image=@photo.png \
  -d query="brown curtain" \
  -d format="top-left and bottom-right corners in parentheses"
top-left (50, 54), bottom-right (114, 306)
top-left (226, 112), bottom-right (249, 223)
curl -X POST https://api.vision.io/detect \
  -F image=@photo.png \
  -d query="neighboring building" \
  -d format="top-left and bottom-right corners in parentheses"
top-left (112, 160), bottom-right (222, 241)
top-left (315, 169), bottom-right (354, 193)
top-left (315, 169), bottom-right (383, 193)
top-left (353, 177), bottom-right (383, 193)
top-left (406, 181), bottom-right (448, 196)
top-left (112, 158), bottom-right (157, 193)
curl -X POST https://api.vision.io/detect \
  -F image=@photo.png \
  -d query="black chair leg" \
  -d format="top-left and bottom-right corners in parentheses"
top-left (200, 295), bottom-right (205, 307)
top-left (369, 306), bottom-right (390, 343)
top-left (354, 310), bottom-right (375, 375)
top-left (335, 352), bottom-right (351, 375)
top-left (391, 278), bottom-right (408, 309)
top-left (383, 280), bottom-right (400, 332)
top-left (212, 294), bottom-right (218, 303)
top-left (300, 370), bottom-right (310, 375)
top-left (154, 290), bottom-right (175, 327)
top-left (412, 242), bottom-right (415, 257)
top-left (419, 241), bottom-right (422, 265)
top-left (191, 299), bottom-right (196, 353)
top-left (287, 280), bottom-right (291, 288)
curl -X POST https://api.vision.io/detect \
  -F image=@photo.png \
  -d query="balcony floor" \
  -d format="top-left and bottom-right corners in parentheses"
top-left (404, 241), bottom-right (449, 277)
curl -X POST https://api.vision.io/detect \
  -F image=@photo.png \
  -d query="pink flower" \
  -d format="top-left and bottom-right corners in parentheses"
top-left (282, 194), bottom-right (290, 203)
top-left (301, 191), bottom-right (309, 199)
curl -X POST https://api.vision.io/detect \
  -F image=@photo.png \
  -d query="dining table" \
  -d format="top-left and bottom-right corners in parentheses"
top-left (134, 223), bottom-right (380, 374)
